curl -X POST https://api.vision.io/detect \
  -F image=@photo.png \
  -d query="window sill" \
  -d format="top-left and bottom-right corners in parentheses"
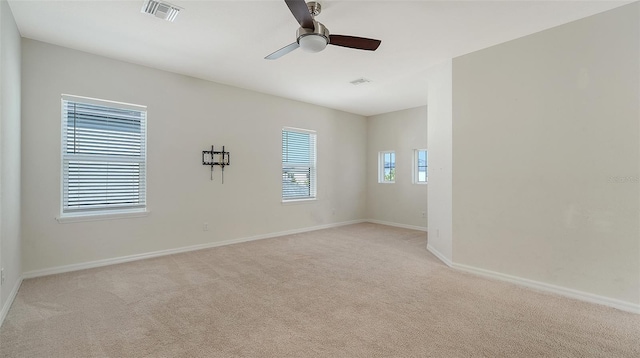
top-left (282, 198), bottom-right (317, 205)
top-left (378, 181), bottom-right (395, 184)
top-left (56, 209), bottom-right (150, 223)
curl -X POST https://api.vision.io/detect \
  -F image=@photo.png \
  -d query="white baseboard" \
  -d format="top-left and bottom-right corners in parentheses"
top-left (0, 276), bottom-right (23, 327)
top-left (453, 263), bottom-right (640, 314)
top-left (23, 219), bottom-right (366, 279)
top-left (426, 244), bottom-right (452, 267)
top-left (366, 219), bottom-right (427, 232)
top-left (22, 218), bottom-right (637, 315)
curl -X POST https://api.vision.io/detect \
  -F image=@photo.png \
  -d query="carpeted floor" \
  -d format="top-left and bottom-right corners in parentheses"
top-left (1, 223), bottom-right (639, 357)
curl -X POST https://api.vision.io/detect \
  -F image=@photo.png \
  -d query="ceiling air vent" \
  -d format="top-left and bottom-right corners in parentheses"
top-left (350, 78), bottom-right (372, 86)
top-left (141, 0), bottom-right (182, 22)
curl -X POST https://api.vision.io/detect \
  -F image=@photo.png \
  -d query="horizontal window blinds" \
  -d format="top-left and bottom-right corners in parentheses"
top-left (62, 99), bottom-right (146, 214)
top-left (282, 129), bottom-right (316, 200)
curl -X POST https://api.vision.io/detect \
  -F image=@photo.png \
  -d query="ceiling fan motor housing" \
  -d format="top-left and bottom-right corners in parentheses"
top-left (264, 0), bottom-right (381, 59)
top-left (297, 21), bottom-right (330, 52)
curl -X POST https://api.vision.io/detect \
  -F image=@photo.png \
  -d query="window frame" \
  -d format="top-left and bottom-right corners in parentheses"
top-left (378, 150), bottom-right (396, 184)
top-left (281, 127), bottom-right (317, 203)
top-left (414, 149), bottom-right (428, 184)
top-left (59, 94), bottom-right (148, 221)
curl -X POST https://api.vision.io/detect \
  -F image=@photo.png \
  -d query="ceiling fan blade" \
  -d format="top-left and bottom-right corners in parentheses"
top-left (329, 35), bottom-right (381, 51)
top-left (285, 0), bottom-right (314, 29)
top-left (265, 42), bottom-right (300, 60)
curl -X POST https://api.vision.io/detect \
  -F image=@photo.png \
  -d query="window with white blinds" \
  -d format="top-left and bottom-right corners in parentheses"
top-left (282, 128), bottom-right (316, 201)
top-left (61, 95), bottom-right (147, 215)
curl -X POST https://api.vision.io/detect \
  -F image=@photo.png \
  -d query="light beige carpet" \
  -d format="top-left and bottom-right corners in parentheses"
top-left (1, 223), bottom-right (639, 357)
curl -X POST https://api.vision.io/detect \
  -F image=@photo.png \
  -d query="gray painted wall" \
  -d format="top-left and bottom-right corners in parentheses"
top-left (20, 39), bottom-right (367, 273)
top-left (0, 0), bottom-right (22, 314)
top-left (366, 106), bottom-right (428, 229)
top-left (452, 3), bottom-right (640, 305)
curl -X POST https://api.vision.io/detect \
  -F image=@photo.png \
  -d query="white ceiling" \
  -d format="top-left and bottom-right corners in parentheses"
top-left (7, 0), bottom-right (631, 116)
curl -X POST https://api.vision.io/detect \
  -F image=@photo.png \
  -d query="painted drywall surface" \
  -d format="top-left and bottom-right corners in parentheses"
top-left (21, 39), bottom-right (367, 273)
top-left (426, 61), bottom-right (453, 263)
top-left (0, 0), bottom-right (22, 306)
top-left (366, 106), bottom-right (427, 228)
top-left (453, 3), bottom-right (640, 304)
top-left (0, 0), bottom-right (4, 308)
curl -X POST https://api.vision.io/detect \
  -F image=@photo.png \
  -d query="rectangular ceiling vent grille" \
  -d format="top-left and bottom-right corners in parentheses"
top-left (142, 0), bottom-right (181, 22)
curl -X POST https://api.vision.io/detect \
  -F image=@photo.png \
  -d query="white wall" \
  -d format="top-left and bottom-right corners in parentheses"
top-left (366, 106), bottom-right (427, 229)
top-left (21, 39), bottom-right (367, 274)
top-left (426, 61), bottom-right (453, 265)
top-left (0, 0), bottom-right (22, 313)
top-left (452, 3), bottom-right (640, 305)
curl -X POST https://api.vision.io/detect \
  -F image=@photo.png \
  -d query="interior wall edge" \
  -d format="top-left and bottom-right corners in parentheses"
top-left (453, 263), bottom-right (640, 314)
top-left (366, 219), bottom-right (426, 232)
top-left (22, 219), bottom-right (366, 280)
top-left (0, 275), bottom-right (22, 328)
top-left (426, 244), bottom-right (453, 267)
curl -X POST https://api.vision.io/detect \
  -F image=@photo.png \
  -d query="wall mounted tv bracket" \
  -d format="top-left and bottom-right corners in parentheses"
top-left (202, 145), bottom-right (230, 183)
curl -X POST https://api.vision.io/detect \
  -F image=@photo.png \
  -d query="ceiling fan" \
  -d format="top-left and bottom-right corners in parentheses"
top-left (265, 0), bottom-right (382, 60)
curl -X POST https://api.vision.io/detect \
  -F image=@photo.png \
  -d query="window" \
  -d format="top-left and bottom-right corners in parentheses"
top-left (282, 128), bottom-right (316, 201)
top-left (378, 151), bottom-right (396, 183)
top-left (414, 149), bottom-right (428, 184)
top-left (61, 95), bottom-right (147, 216)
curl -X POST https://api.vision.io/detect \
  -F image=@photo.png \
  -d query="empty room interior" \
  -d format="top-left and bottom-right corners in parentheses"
top-left (1, 0), bottom-right (640, 356)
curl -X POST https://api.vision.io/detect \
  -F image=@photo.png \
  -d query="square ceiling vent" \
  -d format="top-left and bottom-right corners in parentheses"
top-left (141, 0), bottom-right (182, 22)
top-left (350, 78), bottom-right (372, 86)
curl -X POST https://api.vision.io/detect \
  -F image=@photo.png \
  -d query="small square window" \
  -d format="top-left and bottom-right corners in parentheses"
top-left (414, 149), bottom-right (428, 184)
top-left (378, 151), bottom-right (396, 183)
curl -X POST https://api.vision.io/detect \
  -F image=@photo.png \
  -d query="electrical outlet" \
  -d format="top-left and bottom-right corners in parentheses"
top-left (421, 211), bottom-right (426, 218)
top-left (1, 268), bottom-right (4, 285)
top-left (203, 223), bottom-right (209, 231)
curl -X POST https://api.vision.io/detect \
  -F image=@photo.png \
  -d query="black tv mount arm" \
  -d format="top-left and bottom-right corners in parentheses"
top-left (202, 145), bottom-right (230, 183)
